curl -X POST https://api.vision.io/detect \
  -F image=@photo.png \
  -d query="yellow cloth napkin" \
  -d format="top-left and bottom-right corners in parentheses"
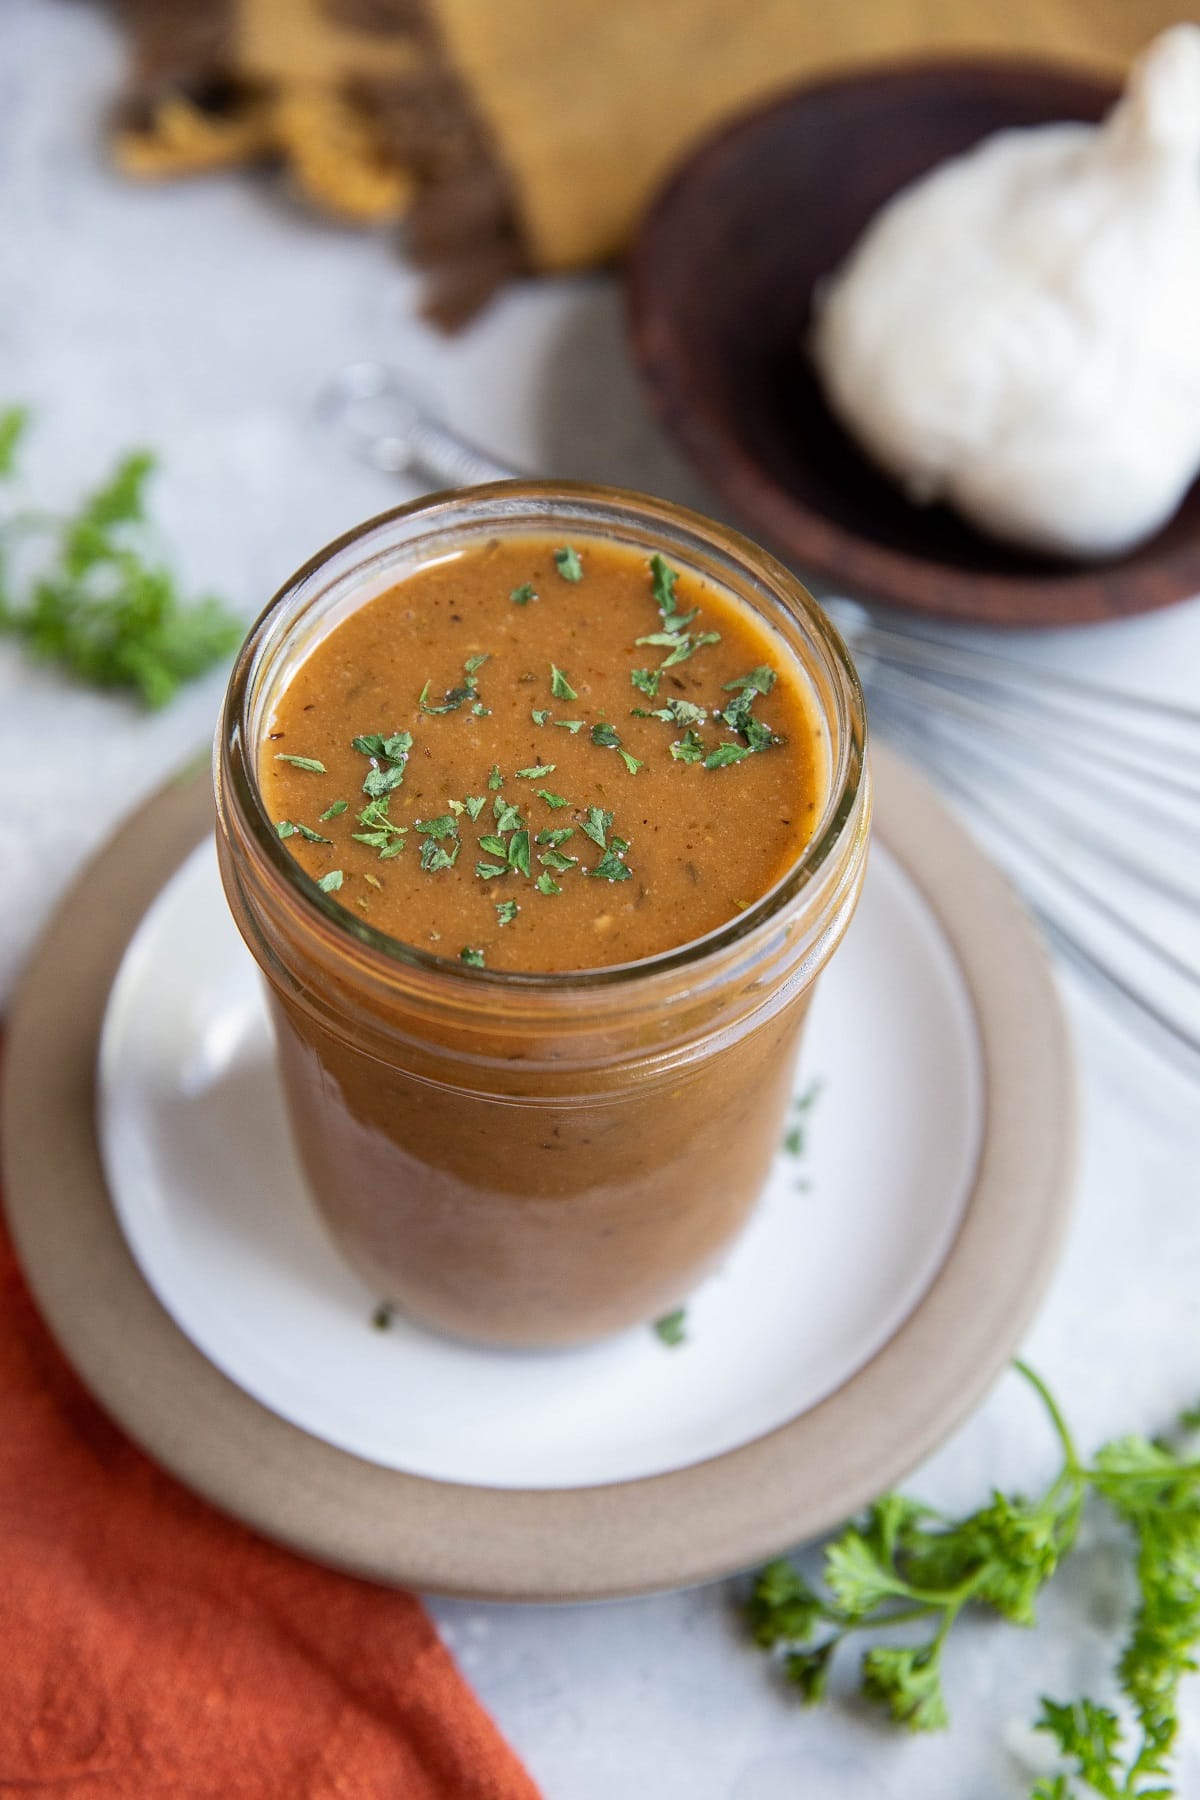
top-left (109, 0), bottom-right (1194, 319)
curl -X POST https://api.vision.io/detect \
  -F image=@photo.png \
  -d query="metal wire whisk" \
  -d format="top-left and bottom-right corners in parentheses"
top-left (320, 362), bottom-right (1200, 1077)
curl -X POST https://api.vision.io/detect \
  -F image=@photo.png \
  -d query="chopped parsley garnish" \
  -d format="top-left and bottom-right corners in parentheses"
top-left (507, 829), bottom-right (532, 877)
top-left (419, 838), bottom-right (460, 873)
top-left (276, 819), bottom-right (332, 845)
top-left (539, 847), bottom-right (578, 873)
top-left (420, 654), bottom-right (489, 714)
top-left (535, 827), bottom-right (575, 846)
top-left (589, 848), bottom-right (632, 882)
top-left (488, 764), bottom-right (503, 790)
top-left (414, 814), bottom-right (458, 840)
top-left (554, 545), bottom-right (583, 582)
top-left (531, 709), bottom-right (551, 727)
top-left (463, 795), bottom-right (487, 820)
top-left (671, 729), bottom-right (706, 764)
top-left (631, 667), bottom-right (661, 699)
top-left (554, 719), bottom-right (585, 734)
top-left (636, 627), bottom-right (721, 668)
top-left (638, 698), bottom-right (707, 727)
top-left (415, 818), bottom-right (461, 873)
top-left (317, 869), bottom-right (344, 892)
top-left (703, 743), bottom-right (753, 769)
top-left (654, 1308), bottom-right (687, 1347)
top-left (649, 553), bottom-right (681, 616)
top-left (550, 664), bottom-right (578, 700)
top-left (535, 872), bottom-right (562, 895)
top-left (274, 753), bottom-right (326, 773)
top-left (717, 669), bottom-right (781, 755)
top-left (495, 899), bottom-right (520, 926)
top-left (459, 946), bottom-right (486, 967)
top-left (586, 824), bottom-right (632, 881)
top-left (510, 583), bottom-right (537, 605)
top-left (590, 722), bottom-right (621, 749)
top-left (475, 861), bottom-right (507, 880)
top-left (352, 732), bottom-right (410, 760)
top-left (724, 666), bottom-right (777, 696)
top-left (635, 553), bottom-right (720, 668)
top-left (352, 730), bottom-right (412, 797)
top-left (515, 763), bottom-right (556, 779)
top-left (619, 750), bottom-right (643, 775)
top-left (493, 797), bottom-right (523, 833)
top-left (352, 796), bottom-right (408, 857)
top-left (537, 789), bottom-right (570, 808)
top-left (362, 762), bottom-right (407, 799)
top-left (580, 807), bottom-right (613, 849)
top-left (319, 799), bottom-right (349, 820)
top-left (478, 834), bottom-right (507, 858)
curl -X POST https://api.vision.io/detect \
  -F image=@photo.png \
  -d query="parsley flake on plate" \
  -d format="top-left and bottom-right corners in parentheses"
top-left (654, 1308), bottom-right (687, 1347)
top-left (317, 869), bottom-right (344, 893)
top-left (554, 545), bottom-right (584, 582)
top-left (459, 946), bottom-right (486, 967)
top-left (550, 664), bottom-right (578, 701)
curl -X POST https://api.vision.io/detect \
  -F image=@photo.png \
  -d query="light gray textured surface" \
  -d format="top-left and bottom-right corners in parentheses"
top-left (2, 4), bottom-right (1199, 1796)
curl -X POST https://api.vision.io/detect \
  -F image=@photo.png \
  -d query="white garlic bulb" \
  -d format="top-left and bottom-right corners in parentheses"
top-left (811, 26), bottom-right (1200, 561)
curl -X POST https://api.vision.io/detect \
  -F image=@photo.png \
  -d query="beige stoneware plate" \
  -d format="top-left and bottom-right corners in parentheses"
top-left (2, 746), bottom-right (1074, 1601)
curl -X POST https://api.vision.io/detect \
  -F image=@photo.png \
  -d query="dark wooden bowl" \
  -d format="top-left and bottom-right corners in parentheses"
top-left (628, 59), bottom-right (1200, 627)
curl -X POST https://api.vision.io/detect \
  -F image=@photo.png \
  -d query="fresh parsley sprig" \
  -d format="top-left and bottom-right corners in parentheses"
top-left (747, 1365), bottom-right (1200, 1798)
top-left (0, 408), bottom-right (241, 707)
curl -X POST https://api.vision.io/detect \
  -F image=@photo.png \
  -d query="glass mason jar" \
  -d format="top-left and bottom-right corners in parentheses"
top-left (215, 483), bottom-right (870, 1348)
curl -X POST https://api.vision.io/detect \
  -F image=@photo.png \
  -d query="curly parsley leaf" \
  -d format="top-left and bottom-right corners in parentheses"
top-left (654, 1308), bottom-right (687, 1347)
top-left (745, 1364), bottom-right (1200, 1800)
top-left (0, 427), bottom-right (242, 708)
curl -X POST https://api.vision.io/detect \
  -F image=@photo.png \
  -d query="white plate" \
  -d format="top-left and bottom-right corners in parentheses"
top-left (97, 834), bottom-right (982, 1490)
top-left (5, 750), bottom-right (1073, 1597)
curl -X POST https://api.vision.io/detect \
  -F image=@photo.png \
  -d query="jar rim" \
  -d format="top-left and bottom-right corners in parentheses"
top-left (217, 479), bottom-right (868, 993)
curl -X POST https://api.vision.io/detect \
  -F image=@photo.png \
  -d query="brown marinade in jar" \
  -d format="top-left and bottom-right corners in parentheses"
top-left (261, 535), bottom-right (823, 971)
top-left (218, 500), bottom-right (867, 1348)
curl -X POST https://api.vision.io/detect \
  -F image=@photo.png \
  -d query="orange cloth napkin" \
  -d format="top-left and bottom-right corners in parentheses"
top-left (0, 1201), bottom-right (541, 1798)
